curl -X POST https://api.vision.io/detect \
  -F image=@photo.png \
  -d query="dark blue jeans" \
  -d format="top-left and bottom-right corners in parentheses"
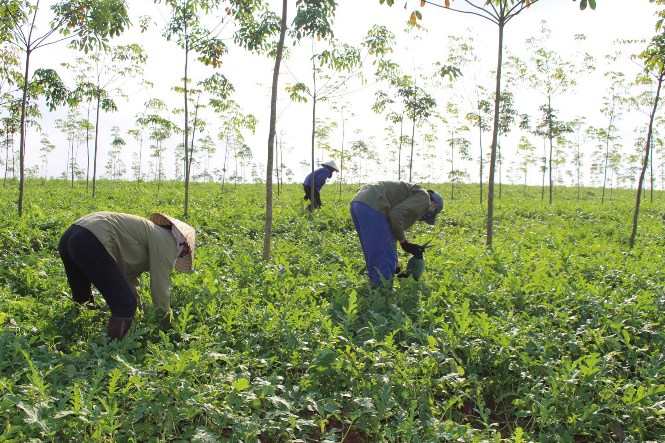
top-left (58, 224), bottom-right (137, 317)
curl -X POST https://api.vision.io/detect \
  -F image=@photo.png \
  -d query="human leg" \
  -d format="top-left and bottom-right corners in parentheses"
top-left (303, 185), bottom-right (314, 211)
top-left (350, 201), bottom-right (396, 287)
top-left (60, 225), bottom-right (137, 318)
top-left (313, 189), bottom-right (322, 208)
top-left (58, 225), bottom-right (94, 305)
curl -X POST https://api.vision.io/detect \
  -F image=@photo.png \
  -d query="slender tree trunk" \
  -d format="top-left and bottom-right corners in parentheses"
top-left (86, 107), bottom-right (91, 193)
top-left (70, 139), bottom-right (75, 188)
top-left (478, 111), bottom-right (483, 206)
top-left (263, 0), bottom-right (287, 262)
top-left (547, 97), bottom-right (553, 204)
top-left (630, 69), bottom-right (663, 249)
top-left (398, 118), bottom-right (403, 181)
top-left (601, 116), bottom-right (613, 205)
top-left (309, 52), bottom-right (317, 206)
top-left (4, 124), bottom-right (10, 185)
top-left (18, 48), bottom-right (31, 217)
top-left (450, 130), bottom-right (454, 200)
top-left (222, 134), bottom-right (229, 192)
top-left (92, 95), bottom-right (101, 197)
top-left (184, 35), bottom-right (191, 217)
top-left (541, 139), bottom-right (546, 201)
top-left (188, 97), bottom-right (200, 191)
top-left (486, 18), bottom-right (505, 248)
top-left (409, 117), bottom-right (416, 182)
top-left (310, 95), bottom-right (317, 205)
top-left (339, 105), bottom-right (345, 196)
top-left (650, 136), bottom-right (654, 203)
top-left (137, 138), bottom-right (143, 187)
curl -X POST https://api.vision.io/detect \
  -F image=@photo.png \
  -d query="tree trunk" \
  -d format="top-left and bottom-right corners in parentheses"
top-left (478, 111), bottom-right (483, 206)
top-left (310, 96), bottom-right (317, 205)
top-left (92, 95), bottom-right (101, 197)
top-left (486, 17), bottom-right (505, 248)
top-left (630, 69), bottom-right (663, 249)
top-left (309, 53), bottom-right (317, 206)
top-left (184, 35), bottom-right (191, 217)
top-left (339, 105), bottom-right (345, 196)
top-left (17, 48), bottom-right (31, 217)
top-left (547, 97), bottom-right (554, 204)
top-left (409, 117), bottom-right (416, 182)
top-left (263, 0), bottom-right (287, 262)
top-left (86, 107), bottom-right (91, 193)
top-left (398, 117), bottom-right (403, 181)
top-left (450, 130), bottom-right (454, 200)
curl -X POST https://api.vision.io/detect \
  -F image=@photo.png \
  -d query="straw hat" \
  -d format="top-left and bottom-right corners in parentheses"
top-left (320, 160), bottom-right (340, 172)
top-left (149, 213), bottom-right (196, 273)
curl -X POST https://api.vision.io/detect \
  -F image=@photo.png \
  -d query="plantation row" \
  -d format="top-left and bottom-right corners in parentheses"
top-left (0, 179), bottom-right (663, 442)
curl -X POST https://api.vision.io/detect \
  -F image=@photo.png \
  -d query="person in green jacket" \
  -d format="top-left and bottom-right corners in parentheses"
top-left (58, 211), bottom-right (195, 340)
top-left (350, 181), bottom-right (443, 287)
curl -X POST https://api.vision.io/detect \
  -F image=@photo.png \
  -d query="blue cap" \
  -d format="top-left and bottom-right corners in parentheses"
top-left (419, 190), bottom-right (444, 225)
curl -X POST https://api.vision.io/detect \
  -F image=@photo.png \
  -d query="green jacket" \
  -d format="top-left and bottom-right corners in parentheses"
top-left (74, 211), bottom-right (177, 315)
top-left (352, 181), bottom-right (429, 241)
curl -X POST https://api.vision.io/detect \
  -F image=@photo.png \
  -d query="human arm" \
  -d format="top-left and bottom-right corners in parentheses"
top-left (388, 191), bottom-right (430, 241)
top-left (399, 239), bottom-right (424, 258)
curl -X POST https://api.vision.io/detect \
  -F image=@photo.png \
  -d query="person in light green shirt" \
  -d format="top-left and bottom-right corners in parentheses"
top-left (350, 181), bottom-right (443, 287)
top-left (58, 211), bottom-right (195, 340)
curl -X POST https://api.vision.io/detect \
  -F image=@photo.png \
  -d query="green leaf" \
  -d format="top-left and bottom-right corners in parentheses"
top-left (580, 0), bottom-right (587, 10)
top-left (588, 0), bottom-right (596, 9)
top-left (232, 377), bottom-right (250, 391)
top-left (311, 348), bottom-right (337, 369)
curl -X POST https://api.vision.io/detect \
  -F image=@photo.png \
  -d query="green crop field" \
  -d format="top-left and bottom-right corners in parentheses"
top-left (0, 179), bottom-right (663, 442)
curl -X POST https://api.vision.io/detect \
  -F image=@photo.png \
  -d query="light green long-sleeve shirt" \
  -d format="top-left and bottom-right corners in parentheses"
top-left (351, 181), bottom-right (430, 241)
top-left (74, 211), bottom-right (177, 315)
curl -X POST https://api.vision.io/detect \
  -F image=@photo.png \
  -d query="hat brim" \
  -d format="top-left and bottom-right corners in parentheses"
top-left (149, 213), bottom-right (196, 272)
top-left (420, 210), bottom-right (437, 225)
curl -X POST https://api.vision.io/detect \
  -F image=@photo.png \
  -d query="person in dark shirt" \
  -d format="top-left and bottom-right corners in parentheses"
top-left (303, 160), bottom-right (340, 210)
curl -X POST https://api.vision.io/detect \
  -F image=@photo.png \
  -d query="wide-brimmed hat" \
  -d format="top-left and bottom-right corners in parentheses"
top-left (320, 160), bottom-right (340, 172)
top-left (149, 213), bottom-right (196, 273)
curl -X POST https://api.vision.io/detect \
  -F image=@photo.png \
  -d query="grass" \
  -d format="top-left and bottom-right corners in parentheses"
top-left (0, 178), bottom-right (663, 442)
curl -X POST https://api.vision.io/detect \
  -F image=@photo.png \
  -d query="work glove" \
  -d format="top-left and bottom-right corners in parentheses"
top-left (400, 241), bottom-right (424, 258)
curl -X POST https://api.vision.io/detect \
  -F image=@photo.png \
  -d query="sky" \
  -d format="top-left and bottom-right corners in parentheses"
top-left (10, 0), bottom-right (663, 187)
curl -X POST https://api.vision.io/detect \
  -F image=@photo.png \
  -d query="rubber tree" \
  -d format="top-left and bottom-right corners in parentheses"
top-left (225, 0), bottom-right (337, 261)
top-left (569, 116), bottom-right (586, 199)
top-left (629, 26), bottom-right (665, 248)
top-left (380, 0), bottom-right (596, 247)
top-left (155, 0), bottom-right (231, 217)
top-left (0, 0), bottom-right (130, 216)
top-left (214, 100), bottom-right (257, 192)
top-left (532, 104), bottom-right (572, 201)
top-left (516, 135), bottom-right (537, 188)
top-left (373, 65), bottom-right (438, 182)
top-left (39, 134), bottom-right (54, 178)
top-left (64, 44), bottom-right (146, 197)
top-left (524, 23), bottom-right (578, 204)
top-left (287, 25), bottom-right (393, 206)
top-left (440, 33), bottom-right (491, 204)
top-left (139, 98), bottom-right (174, 190)
top-left (445, 101), bottom-right (472, 200)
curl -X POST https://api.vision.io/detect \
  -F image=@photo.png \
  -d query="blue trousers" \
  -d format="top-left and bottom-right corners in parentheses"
top-left (58, 224), bottom-right (137, 317)
top-left (350, 201), bottom-right (397, 287)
